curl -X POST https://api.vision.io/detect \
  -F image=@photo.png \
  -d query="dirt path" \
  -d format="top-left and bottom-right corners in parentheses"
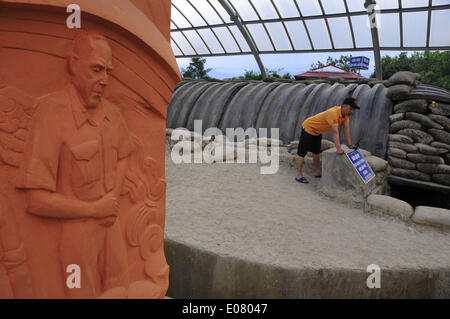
top-left (165, 148), bottom-right (450, 270)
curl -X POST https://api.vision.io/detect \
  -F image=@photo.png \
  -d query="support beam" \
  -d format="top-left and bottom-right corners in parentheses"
top-left (365, 0), bottom-right (382, 80)
top-left (217, 0), bottom-right (267, 79)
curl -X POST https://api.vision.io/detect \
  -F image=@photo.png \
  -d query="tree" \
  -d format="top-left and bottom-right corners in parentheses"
top-left (310, 55), bottom-right (357, 73)
top-left (370, 51), bottom-right (450, 89)
top-left (231, 68), bottom-right (292, 80)
top-left (181, 57), bottom-right (212, 79)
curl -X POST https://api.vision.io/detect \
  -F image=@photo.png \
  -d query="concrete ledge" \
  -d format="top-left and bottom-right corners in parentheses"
top-left (412, 206), bottom-right (450, 228)
top-left (165, 237), bottom-right (450, 298)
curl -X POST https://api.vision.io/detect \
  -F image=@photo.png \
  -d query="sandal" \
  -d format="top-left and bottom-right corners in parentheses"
top-left (295, 177), bottom-right (309, 184)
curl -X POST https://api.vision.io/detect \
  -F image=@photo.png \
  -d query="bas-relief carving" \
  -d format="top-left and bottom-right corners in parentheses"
top-left (0, 32), bottom-right (168, 299)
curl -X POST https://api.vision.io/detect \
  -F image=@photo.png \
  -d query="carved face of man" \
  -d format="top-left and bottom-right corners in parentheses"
top-left (70, 39), bottom-right (113, 108)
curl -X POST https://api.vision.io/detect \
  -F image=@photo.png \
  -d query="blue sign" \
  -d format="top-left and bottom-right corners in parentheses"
top-left (349, 56), bottom-right (370, 70)
top-left (346, 149), bottom-right (375, 184)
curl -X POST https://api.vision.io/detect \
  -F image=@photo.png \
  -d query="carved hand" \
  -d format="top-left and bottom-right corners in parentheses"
top-left (94, 193), bottom-right (119, 219)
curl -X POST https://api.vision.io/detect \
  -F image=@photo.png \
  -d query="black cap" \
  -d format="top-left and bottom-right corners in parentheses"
top-left (343, 97), bottom-right (359, 109)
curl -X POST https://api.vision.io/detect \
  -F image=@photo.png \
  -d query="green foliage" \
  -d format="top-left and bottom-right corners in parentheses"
top-left (370, 51), bottom-right (450, 90)
top-left (310, 55), bottom-right (358, 73)
top-left (181, 57), bottom-right (212, 79)
top-left (231, 68), bottom-right (292, 80)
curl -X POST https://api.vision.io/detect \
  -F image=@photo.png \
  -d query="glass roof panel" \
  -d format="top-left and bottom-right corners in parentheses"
top-left (328, 17), bottom-right (354, 48)
top-left (402, 0), bottom-right (430, 8)
top-left (229, 0), bottom-right (259, 21)
top-left (375, 0), bottom-right (399, 9)
top-left (212, 27), bottom-right (241, 53)
top-left (229, 25), bottom-right (252, 52)
top-left (172, 0), bottom-right (207, 27)
top-left (285, 20), bottom-right (312, 50)
top-left (171, 39), bottom-right (183, 56)
top-left (433, 0), bottom-right (450, 5)
top-left (265, 22), bottom-right (292, 50)
top-left (192, 0), bottom-right (224, 25)
top-left (249, 0), bottom-right (279, 19)
top-left (246, 23), bottom-right (274, 51)
top-left (403, 11), bottom-right (428, 47)
top-left (272, 0), bottom-right (301, 18)
top-left (171, 6), bottom-right (192, 28)
top-left (350, 15), bottom-right (372, 47)
top-left (430, 9), bottom-right (450, 46)
top-left (378, 13), bottom-right (401, 47)
top-left (321, 0), bottom-right (346, 14)
top-left (346, 0), bottom-right (366, 12)
top-left (197, 28), bottom-right (225, 54)
top-left (183, 30), bottom-right (210, 54)
top-left (305, 19), bottom-right (332, 49)
top-left (296, 0), bottom-right (322, 16)
top-left (208, 0), bottom-right (232, 22)
top-left (171, 31), bottom-right (196, 55)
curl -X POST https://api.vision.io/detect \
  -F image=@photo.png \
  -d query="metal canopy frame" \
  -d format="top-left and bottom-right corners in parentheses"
top-left (170, 0), bottom-right (450, 79)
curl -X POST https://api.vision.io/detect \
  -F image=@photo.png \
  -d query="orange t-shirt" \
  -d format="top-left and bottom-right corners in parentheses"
top-left (302, 106), bottom-right (349, 136)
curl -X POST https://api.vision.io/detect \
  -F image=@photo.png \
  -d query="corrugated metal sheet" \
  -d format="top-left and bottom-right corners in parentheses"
top-left (167, 80), bottom-right (393, 158)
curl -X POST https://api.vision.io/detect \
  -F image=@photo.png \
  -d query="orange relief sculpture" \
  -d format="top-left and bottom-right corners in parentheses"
top-left (0, 0), bottom-right (180, 299)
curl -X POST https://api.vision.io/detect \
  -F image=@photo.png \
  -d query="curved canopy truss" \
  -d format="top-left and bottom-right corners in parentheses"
top-left (170, 0), bottom-right (450, 79)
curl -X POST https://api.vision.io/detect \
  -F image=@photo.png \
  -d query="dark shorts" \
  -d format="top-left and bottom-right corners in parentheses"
top-left (297, 128), bottom-right (322, 157)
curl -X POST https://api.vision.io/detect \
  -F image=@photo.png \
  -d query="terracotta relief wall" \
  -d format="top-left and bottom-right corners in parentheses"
top-left (0, 0), bottom-right (180, 298)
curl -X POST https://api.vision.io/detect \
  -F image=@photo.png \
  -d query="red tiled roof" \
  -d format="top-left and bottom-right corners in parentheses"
top-left (294, 64), bottom-right (365, 80)
top-left (294, 71), bottom-right (365, 80)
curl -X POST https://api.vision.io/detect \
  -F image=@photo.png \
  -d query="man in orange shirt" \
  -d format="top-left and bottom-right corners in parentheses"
top-left (295, 98), bottom-right (359, 184)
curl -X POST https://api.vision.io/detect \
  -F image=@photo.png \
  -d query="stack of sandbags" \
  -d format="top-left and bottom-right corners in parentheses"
top-left (386, 71), bottom-right (421, 99)
top-left (387, 98), bottom-right (450, 186)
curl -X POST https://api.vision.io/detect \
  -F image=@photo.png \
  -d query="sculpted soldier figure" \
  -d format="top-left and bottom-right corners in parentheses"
top-left (18, 32), bottom-right (134, 298)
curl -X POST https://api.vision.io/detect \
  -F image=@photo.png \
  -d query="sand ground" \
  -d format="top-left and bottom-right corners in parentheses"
top-left (164, 147), bottom-right (450, 271)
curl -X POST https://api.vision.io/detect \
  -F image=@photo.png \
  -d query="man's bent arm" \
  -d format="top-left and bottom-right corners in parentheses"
top-left (26, 189), bottom-right (109, 219)
top-left (331, 126), bottom-right (343, 151)
top-left (343, 122), bottom-right (352, 146)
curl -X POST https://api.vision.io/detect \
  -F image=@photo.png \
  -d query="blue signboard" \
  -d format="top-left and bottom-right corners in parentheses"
top-left (346, 149), bottom-right (375, 184)
top-left (349, 56), bottom-right (370, 70)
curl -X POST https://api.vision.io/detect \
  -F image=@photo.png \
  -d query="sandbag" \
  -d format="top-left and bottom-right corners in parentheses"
top-left (391, 168), bottom-right (431, 182)
top-left (416, 163), bottom-right (450, 174)
top-left (429, 102), bottom-right (450, 116)
top-left (431, 141), bottom-right (450, 152)
top-left (405, 112), bottom-right (443, 129)
top-left (387, 141), bottom-right (418, 153)
top-left (396, 129), bottom-right (434, 144)
top-left (388, 71), bottom-right (421, 86)
top-left (387, 147), bottom-right (407, 159)
top-left (431, 174), bottom-right (450, 186)
top-left (406, 153), bottom-right (444, 164)
top-left (393, 99), bottom-right (428, 114)
top-left (387, 84), bottom-right (413, 99)
top-left (388, 134), bottom-right (414, 144)
top-left (389, 113), bottom-right (404, 123)
top-left (389, 120), bottom-right (423, 133)
top-left (321, 139), bottom-right (335, 151)
top-left (427, 114), bottom-right (450, 132)
top-left (414, 143), bottom-right (447, 155)
top-left (387, 156), bottom-right (416, 169)
top-left (428, 129), bottom-right (450, 144)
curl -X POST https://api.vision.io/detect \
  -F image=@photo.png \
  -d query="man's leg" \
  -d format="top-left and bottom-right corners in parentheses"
top-left (312, 153), bottom-right (321, 177)
top-left (296, 129), bottom-right (311, 182)
top-left (296, 156), bottom-right (305, 179)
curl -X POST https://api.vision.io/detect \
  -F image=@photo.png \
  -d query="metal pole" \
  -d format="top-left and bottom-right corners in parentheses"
top-left (217, 0), bottom-right (267, 79)
top-left (365, 0), bottom-right (382, 80)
